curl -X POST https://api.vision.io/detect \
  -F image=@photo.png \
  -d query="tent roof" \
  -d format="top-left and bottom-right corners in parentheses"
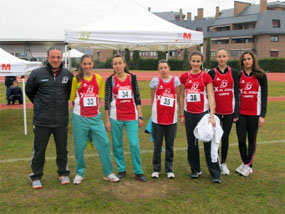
top-left (65, 0), bottom-right (203, 51)
top-left (63, 49), bottom-right (84, 58)
top-left (0, 48), bottom-right (42, 76)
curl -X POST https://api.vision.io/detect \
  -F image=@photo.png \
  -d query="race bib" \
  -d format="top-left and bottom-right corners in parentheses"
top-left (160, 96), bottom-right (174, 107)
top-left (83, 97), bottom-right (97, 107)
top-left (118, 89), bottom-right (132, 99)
top-left (186, 93), bottom-right (201, 102)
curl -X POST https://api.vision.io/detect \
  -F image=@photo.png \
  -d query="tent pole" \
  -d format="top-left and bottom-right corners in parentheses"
top-left (68, 48), bottom-right (71, 71)
top-left (166, 51), bottom-right (169, 61)
top-left (64, 45), bottom-right (68, 68)
top-left (22, 77), bottom-right (27, 135)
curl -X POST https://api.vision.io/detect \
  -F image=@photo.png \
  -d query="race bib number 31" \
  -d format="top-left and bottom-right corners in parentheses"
top-left (160, 96), bottom-right (174, 107)
top-left (83, 97), bottom-right (97, 107)
top-left (186, 93), bottom-right (201, 102)
top-left (118, 90), bottom-right (132, 99)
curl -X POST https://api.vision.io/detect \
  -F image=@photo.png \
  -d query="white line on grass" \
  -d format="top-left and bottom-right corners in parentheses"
top-left (0, 140), bottom-right (284, 164)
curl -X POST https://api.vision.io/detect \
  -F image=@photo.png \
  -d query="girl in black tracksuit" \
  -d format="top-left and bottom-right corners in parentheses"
top-left (208, 48), bottom-right (240, 175)
top-left (235, 51), bottom-right (268, 177)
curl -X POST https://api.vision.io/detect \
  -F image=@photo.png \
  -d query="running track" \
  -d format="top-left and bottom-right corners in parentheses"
top-left (0, 71), bottom-right (284, 110)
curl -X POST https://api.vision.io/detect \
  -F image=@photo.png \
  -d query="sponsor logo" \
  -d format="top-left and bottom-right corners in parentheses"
top-left (61, 76), bottom-right (69, 84)
top-left (41, 79), bottom-right (49, 82)
top-left (183, 33), bottom-right (192, 40)
top-left (216, 77), bottom-right (221, 81)
top-left (245, 82), bottom-right (253, 90)
top-left (1, 64), bottom-right (11, 71)
top-left (220, 80), bottom-right (228, 88)
top-left (191, 82), bottom-right (199, 90)
top-left (79, 32), bottom-right (91, 40)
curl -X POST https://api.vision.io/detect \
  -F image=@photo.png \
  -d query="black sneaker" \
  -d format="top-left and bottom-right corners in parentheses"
top-left (212, 178), bottom-right (221, 183)
top-left (134, 174), bottom-right (147, 182)
top-left (117, 171), bottom-right (126, 179)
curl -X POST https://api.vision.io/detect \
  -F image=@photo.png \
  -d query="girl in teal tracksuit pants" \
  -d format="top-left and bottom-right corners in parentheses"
top-left (70, 54), bottom-right (119, 184)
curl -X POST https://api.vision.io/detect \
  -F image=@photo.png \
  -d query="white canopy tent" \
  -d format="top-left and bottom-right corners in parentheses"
top-left (63, 49), bottom-right (84, 58)
top-left (0, 48), bottom-right (42, 135)
top-left (65, 0), bottom-right (203, 52)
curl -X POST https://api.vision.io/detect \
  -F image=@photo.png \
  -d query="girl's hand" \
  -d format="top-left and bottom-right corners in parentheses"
top-left (258, 117), bottom-right (265, 126)
top-left (209, 117), bottom-right (216, 127)
top-left (180, 116), bottom-right (185, 126)
top-left (233, 117), bottom-right (239, 122)
top-left (105, 120), bottom-right (111, 132)
top-left (138, 118), bottom-right (144, 127)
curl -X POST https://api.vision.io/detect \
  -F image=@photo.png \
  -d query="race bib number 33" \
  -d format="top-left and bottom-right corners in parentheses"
top-left (83, 97), bottom-right (97, 107)
top-left (160, 96), bottom-right (174, 107)
top-left (118, 90), bottom-right (132, 99)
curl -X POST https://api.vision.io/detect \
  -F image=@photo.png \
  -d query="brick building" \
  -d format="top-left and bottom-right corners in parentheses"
top-left (170, 0), bottom-right (285, 59)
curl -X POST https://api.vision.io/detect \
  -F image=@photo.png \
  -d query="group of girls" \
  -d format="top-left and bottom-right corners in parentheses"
top-left (69, 49), bottom-right (267, 185)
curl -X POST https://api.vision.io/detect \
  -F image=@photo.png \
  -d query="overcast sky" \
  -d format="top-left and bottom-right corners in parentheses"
top-left (0, 0), bottom-right (279, 40)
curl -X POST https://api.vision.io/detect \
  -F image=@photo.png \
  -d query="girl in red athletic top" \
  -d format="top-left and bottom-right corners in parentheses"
top-left (180, 51), bottom-right (221, 183)
top-left (150, 59), bottom-right (181, 179)
top-left (236, 51), bottom-right (268, 177)
top-left (208, 48), bottom-right (240, 175)
top-left (105, 54), bottom-right (146, 182)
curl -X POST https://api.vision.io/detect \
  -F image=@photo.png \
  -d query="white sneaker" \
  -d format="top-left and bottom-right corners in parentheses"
top-left (32, 180), bottom-right (42, 189)
top-left (73, 175), bottom-right (84, 185)
top-left (167, 172), bottom-right (175, 179)
top-left (220, 163), bottom-right (230, 175)
top-left (151, 172), bottom-right (160, 178)
top-left (240, 165), bottom-right (251, 177)
top-left (104, 173), bottom-right (120, 183)
top-left (235, 163), bottom-right (245, 174)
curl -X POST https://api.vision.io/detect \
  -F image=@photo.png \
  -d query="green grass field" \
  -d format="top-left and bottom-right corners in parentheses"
top-left (0, 81), bottom-right (284, 213)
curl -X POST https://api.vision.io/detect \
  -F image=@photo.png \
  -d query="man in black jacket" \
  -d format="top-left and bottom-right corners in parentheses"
top-left (25, 47), bottom-right (74, 189)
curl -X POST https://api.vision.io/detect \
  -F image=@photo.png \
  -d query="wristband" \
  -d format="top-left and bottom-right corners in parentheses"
top-left (139, 116), bottom-right (144, 120)
top-left (179, 115), bottom-right (184, 118)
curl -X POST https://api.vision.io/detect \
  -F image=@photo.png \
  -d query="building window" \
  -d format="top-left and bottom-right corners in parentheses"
top-left (232, 38), bottom-right (253, 44)
top-left (230, 50), bottom-right (247, 57)
top-left (272, 19), bottom-right (280, 28)
top-left (214, 40), bottom-right (229, 44)
top-left (270, 50), bottom-right (279, 57)
top-left (271, 36), bottom-right (279, 42)
top-left (211, 51), bottom-right (216, 57)
top-left (196, 27), bottom-right (203, 32)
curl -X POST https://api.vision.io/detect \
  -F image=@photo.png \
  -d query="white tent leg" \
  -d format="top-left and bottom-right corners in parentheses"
top-left (166, 51), bottom-right (169, 60)
top-left (64, 45), bottom-right (68, 68)
top-left (22, 78), bottom-right (27, 135)
top-left (68, 48), bottom-right (71, 71)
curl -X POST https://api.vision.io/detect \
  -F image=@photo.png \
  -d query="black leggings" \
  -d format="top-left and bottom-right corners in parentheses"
top-left (216, 114), bottom-right (234, 163)
top-left (236, 114), bottom-right (259, 167)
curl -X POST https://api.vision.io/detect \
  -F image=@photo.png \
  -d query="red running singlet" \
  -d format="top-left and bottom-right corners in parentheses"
top-left (152, 76), bottom-right (177, 125)
top-left (239, 71), bottom-right (261, 116)
top-left (213, 66), bottom-right (235, 115)
top-left (78, 74), bottom-right (99, 117)
top-left (110, 74), bottom-right (137, 120)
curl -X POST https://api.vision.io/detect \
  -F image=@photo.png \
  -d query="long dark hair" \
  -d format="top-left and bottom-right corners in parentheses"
top-left (240, 51), bottom-right (264, 79)
top-left (189, 51), bottom-right (203, 70)
top-left (76, 54), bottom-right (94, 82)
top-left (112, 54), bottom-right (129, 74)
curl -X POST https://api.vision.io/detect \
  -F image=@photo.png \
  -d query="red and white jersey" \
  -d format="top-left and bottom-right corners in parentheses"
top-left (213, 67), bottom-right (235, 115)
top-left (73, 74), bottom-right (99, 117)
top-left (110, 74), bottom-right (138, 120)
top-left (239, 71), bottom-right (261, 116)
top-left (183, 71), bottom-right (211, 113)
top-left (152, 76), bottom-right (177, 125)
